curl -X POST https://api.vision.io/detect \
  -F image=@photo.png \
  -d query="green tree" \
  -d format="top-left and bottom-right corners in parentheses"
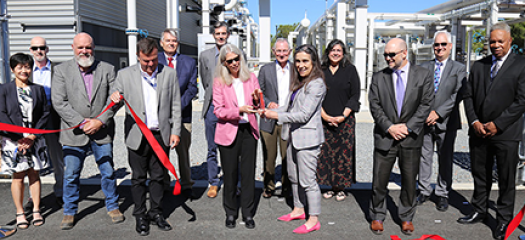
top-left (270, 23), bottom-right (300, 56)
top-left (511, 22), bottom-right (525, 54)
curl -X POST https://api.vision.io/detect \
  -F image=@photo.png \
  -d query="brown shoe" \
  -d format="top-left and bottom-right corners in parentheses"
top-left (60, 215), bottom-right (75, 230)
top-left (370, 220), bottom-right (383, 235)
top-left (207, 186), bottom-right (218, 198)
top-left (401, 221), bottom-right (414, 235)
top-left (108, 209), bottom-right (125, 224)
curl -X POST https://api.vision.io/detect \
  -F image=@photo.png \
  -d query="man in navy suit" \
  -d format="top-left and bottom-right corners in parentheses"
top-left (158, 28), bottom-right (198, 198)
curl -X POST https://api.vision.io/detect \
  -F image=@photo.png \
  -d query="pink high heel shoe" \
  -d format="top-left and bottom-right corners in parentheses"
top-left (293, 222), bottom-right (321, 234)
top-left (277, 213), bottom-right (306, 222)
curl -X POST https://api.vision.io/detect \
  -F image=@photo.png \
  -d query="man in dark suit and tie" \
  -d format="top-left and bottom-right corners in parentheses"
top-left (199, 21), bottom-right (231, 198)
top-left (110, 38), bottom-right (181, 236)
top-left (457, 22), bottom-right (525, 240)
top-left (52, 32), bottom-right (124, 230)
top-left (417, 31), bottom-right (466, 212)
top-left (368, 38), bottom-right (434, 236)
top-left (158, 28), bottom-right (197, 198)
top-left (258, 38), bottom-right (291, 198)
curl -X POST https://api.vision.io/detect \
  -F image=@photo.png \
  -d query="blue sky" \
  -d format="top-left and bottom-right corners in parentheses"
top-left (245, 0), bottom-right (450, 34)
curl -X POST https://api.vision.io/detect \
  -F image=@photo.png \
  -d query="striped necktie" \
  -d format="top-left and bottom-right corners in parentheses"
top-left (491, 59), bottom-right (500, 80)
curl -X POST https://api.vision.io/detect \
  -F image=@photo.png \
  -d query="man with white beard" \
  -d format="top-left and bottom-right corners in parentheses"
top-left (52, 32), bottom-right (124, 230)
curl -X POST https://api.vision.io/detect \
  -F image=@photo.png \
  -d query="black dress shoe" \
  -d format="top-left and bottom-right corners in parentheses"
top-left (457, 212), bottom-right (486, 224)
top-left (150, 214), bottom-right (172, 231)
top-left (225, 215), bottom-right (236, 229)
top-left (416, 193), bottom-right (430, 205)
top-left (435, 196), bottom-right (448, 212)
top-left (493, 223), bottom-right (507, 240)
top-left (135, 216), bottom-right (150, 236)
top-left (243, 217), bottom-right (255, 229)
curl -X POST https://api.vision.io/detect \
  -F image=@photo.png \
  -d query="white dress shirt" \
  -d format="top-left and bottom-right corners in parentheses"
top-left (232, 78), bottom-right (249, 123)
top-left (140, 67), bottom-right (159, 130)
top-left (32, 60), bottom-right (52, 103)
top-left (276, 61), bottom-right (290, 125)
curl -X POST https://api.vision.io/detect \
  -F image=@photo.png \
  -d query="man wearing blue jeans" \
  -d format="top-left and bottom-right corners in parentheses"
top-left (52, 32), bottom-right (124, 230)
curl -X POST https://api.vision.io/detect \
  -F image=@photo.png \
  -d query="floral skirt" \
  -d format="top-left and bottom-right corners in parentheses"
top-left (316, 115), bottom-right (356, 188)
top-left (0, 137), bottom-right (46, 174)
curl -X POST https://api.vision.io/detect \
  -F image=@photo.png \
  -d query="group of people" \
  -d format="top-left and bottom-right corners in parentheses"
top-left (368, 22), bottom-right (525, 240)
top-left (1, 19), bottom-right (524, 239)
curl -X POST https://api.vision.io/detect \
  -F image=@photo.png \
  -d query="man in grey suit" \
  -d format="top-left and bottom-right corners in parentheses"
top-left (110, 38), bottom-right (181, 236)
top-left (258, 38), bottom-right (292, 198)
top-left (417, 31), bottom-right (466, 212)
top-left (368, 38), bottom-right (434, 236)
top-left (199, 21), bottom-right (230, 198)
top-left (52, 32), bottom-right (124, 230)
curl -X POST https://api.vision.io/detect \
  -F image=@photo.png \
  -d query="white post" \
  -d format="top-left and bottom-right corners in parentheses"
top-left (246, 25), bottom-right (251, 59)
top-left (354, 0), bottom-right (368, 109)
top-left (451, 17), bottom-right (458, 61)
top-left (336, 1), bottom-right (346, 41)
top-left (366, 17), bottom-right (375, 103)
top-left (126, 0), bottom-right (138, 66)
top-left (326, 13), bottom-right (334, 45)
top-left (171, 0), bottom-right (180, 31)
top-left (166, 0), bottom-right (171, 28)
top-left (259, 0), bottom-right (271, 63)
top-left (202, 0), bottom-right (210, 35)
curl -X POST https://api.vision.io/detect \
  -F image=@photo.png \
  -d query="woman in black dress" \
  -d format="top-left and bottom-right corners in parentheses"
top-left (317, 39), bottom-right (360, 201)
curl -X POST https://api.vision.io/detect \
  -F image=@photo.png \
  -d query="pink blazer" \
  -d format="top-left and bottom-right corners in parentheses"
top-left (213, 72), bottom-right (261, 146)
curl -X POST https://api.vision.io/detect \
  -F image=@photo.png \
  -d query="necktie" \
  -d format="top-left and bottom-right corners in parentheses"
top-left (168, 57), bottom-right (174, 68)
top-left (491, 59), bottom-right (499, 80)
top-left (434, 62), bottom-right (442, 93)
top-left (395, 70), bottom-right (405, 117)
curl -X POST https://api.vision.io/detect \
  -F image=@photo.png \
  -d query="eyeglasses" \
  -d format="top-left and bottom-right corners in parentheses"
top-left (383, 50), bottom-right (403, 58)
top-left (30, 46), bottom-right (46, 51)
top-left (433, 42), bottom-right (448, 48)
top-left (225, 56), bottom-right (240, 64)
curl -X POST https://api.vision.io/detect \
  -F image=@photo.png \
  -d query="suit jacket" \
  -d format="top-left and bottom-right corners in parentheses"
top-left (277, 78), bottom-right (326, 150)
top-left (258, 61), bottom-right (291, 133)
top-left (420, 59), bottom-right (466, 131)
top-left (199, 47), bottom-right (217, 118)
top-left (0, 81), bottom-right (49, 141)
top-left (213, 73), bottom-right (260, 146)
top-left (368, 64), bottom-right (434, 151)
top-left (51, 59), bottom-right (116, 146)
top-left (158, 52), bottom-right (198, 123)
top-left (112, 64), bottom-right (182, 151)
top-left (464, 53), bottom-right (525, 141)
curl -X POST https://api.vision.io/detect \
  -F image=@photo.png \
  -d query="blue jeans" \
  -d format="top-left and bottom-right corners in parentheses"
top-left (62, 142), bottom-right (119, 216)
top-left (205, 104), bottom-right (220, 186)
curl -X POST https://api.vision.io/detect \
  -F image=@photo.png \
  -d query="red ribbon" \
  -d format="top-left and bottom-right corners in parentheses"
top-left (259, 91), bottom-right (265, 110)
top-left (391, 235), bottom-right (446, 240)
top-left (0, 97), bottom-right (181, 195)
top-left (505, 202), bottom-right (525, 240)
top-left (120, 97), bottom-right (181, 195)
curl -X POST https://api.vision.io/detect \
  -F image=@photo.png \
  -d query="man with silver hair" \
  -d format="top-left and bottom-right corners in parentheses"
top-left (158, 28), bottom-right (197, 199)
top-left (458, 22), bottom-right (525, 240)
top-left (52, 32), bottom-right (124, 230)
top-left (416, 31), bottom-right (466, 212)
top-left (258, 38), bottom-right (292, 198)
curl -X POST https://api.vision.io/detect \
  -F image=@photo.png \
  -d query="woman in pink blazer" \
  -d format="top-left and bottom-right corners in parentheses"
top-left (212, 44), bottom-right (261, 229)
